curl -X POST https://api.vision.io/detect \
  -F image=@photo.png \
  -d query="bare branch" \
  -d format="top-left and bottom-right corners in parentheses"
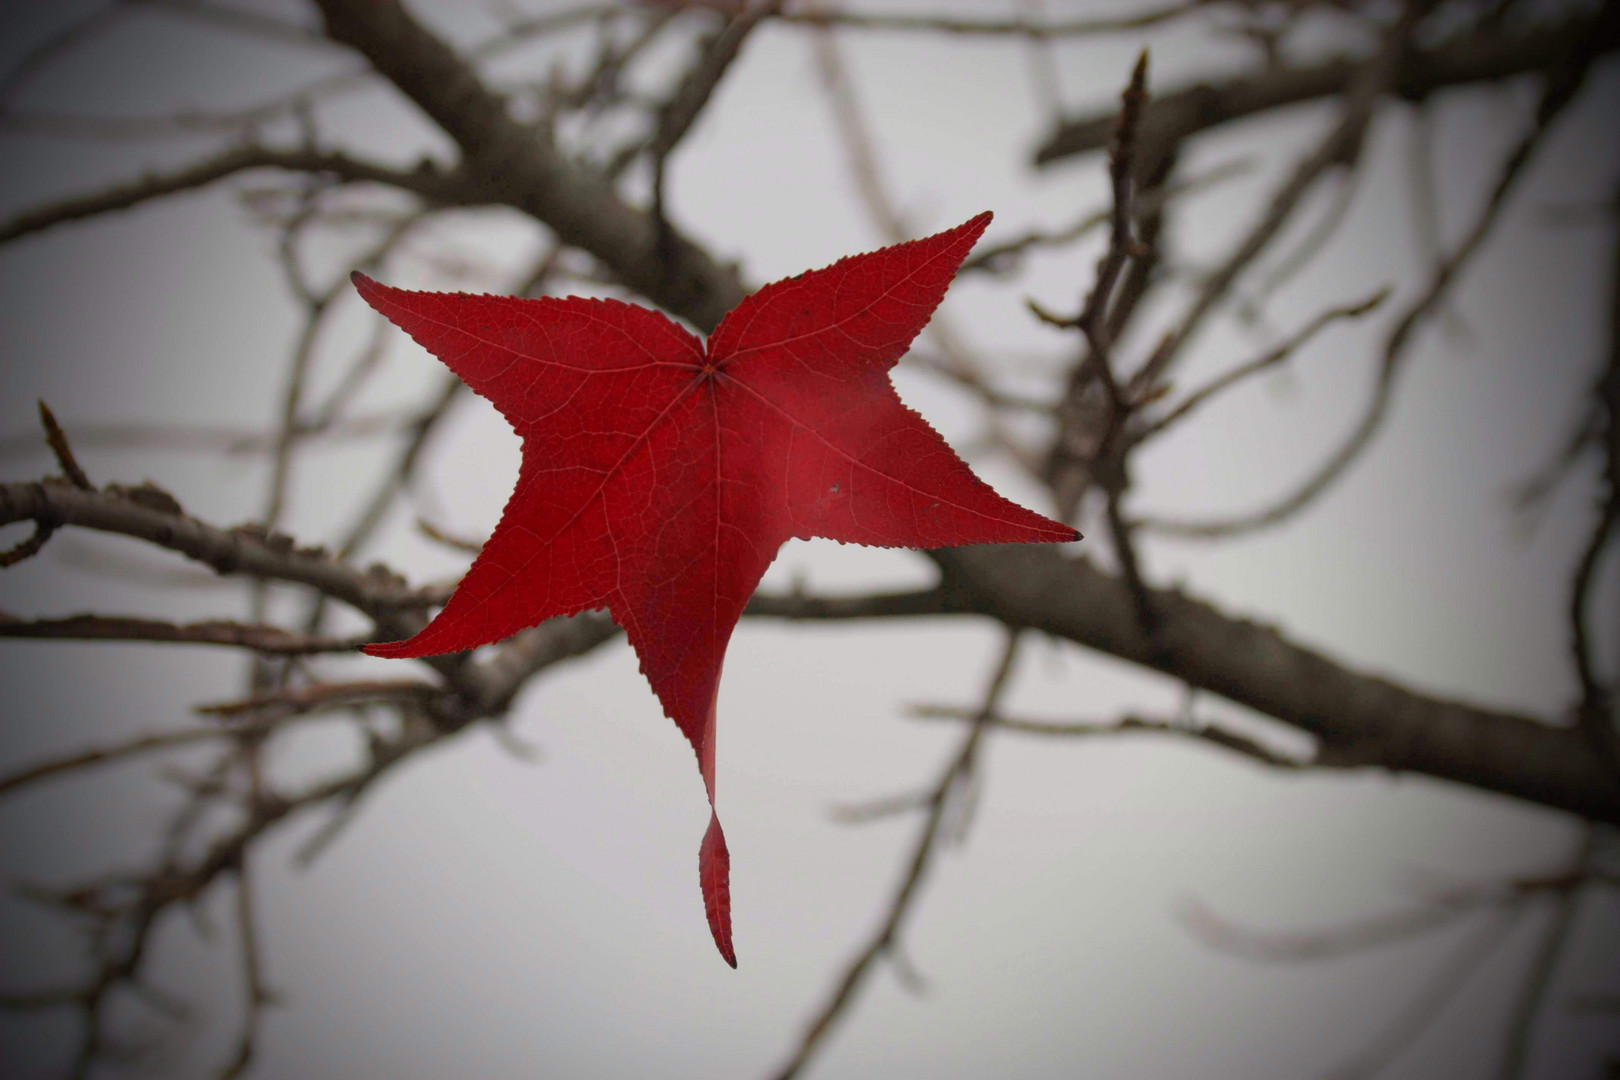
top-left (1498, 827), bottom-right (1597, 1080)
top-left (414, 517), bottom-right (482, 555)
top-left (1329, 906), bottom-right (1523, 1080)
top-left (0, 67), bottom-right (372, 141)
top-left (0, 612), bottom-right (371, 653)
top-left (1135, 288), bottom-right (1389, 442)
top-left (1568, 192), bottom-right (1620, 750)
top-left (1140, 48), bottom-right (1591, 540)
top-left (1038, 54), bottom-right (1154, 635)
top-left (469, 4), bottom-right (624, 61)
top-left (0, 481), bottom-right (438, 623)
top-left (908, 705), bottom-right (1307, 769)
top-left (0, 143), bottom-right (462, 246)
top-left (36, 401), bottom-right (93, 490)
top-left (929, 543), bottom-right (1620, 823)
top-left (779, 1), bottom-right (1214, 38)
top-left (0, 725), bottom-right (245, 798)
top-left (959, 158), bottom-right (1252, 276)
top-left (127, 0), bottom-right (329, 49)
top-left (0, 680), bottom-right (435, 798)
top-left (8, 470), bottom-right (1617, 821)
top-left (650, 2), bottom-right (776, 195)
top-left (1034, 6), bottom-right (1620, 165)
top-left (828, 789), bottom-right (934, 825)
top-left (744, 586), bottom-right (950, 621)
top-left (313, 0), bottom-right (747, 330)
top-left (195, 679), bottom-right (440, 719)
top-left (1247, 161), bottom-right (1363, 311)
top-left (332, 375), bottom-right (462, 561)
top-left (0, 516), bottom-right (55, 568)
top-left (0, 719), bottom-right (445, 1071)
top-left (1129, 11), bottom-right (1410, 395)
top-left (0, 4), bottom-right (129, 112)
top-left (217, 855), bottom-right (272, 1080)
top-left (810, 20), bottom-right (907, 244)
top-left (771, 632), bottom-right (1022, 1080)
top-left (0, 411), bottom-right (421, 460)
top-left (1178, 886), bottom-right (1516, 963)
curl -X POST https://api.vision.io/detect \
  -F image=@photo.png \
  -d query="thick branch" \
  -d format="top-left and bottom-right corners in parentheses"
top-left (930, 545), bottom-right (1620, 823)
top-left (313, 0), bottom-right (748, 331)
top-left (8, 481), bottom-right (1613, 819)
top-left (1034, 8), bottom-right (1620, 166)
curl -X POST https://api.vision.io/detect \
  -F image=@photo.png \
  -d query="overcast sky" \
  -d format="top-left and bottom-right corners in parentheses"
top-left (1, 2), bottom-right (1617, 1079)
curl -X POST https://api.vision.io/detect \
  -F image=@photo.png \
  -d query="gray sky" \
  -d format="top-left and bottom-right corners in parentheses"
top-left (1, 2), bottom-right (1617, 1078)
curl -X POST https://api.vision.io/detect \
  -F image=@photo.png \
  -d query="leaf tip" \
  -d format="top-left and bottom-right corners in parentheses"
top-left (700, 813), bottom-right (736, 968)
top-left (952, 211), bottom-right (993, 251)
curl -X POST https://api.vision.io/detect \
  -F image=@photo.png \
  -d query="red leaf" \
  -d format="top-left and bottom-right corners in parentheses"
top-left (355, 213), bottom-right (1077, 966)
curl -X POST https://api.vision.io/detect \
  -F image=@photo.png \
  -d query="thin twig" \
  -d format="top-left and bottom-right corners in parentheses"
top-left (194, 678), bottom-right (441, 718)
top-left (1569, 187), bottom-right (1620, 752)
top-left (0, 721), bottom-right (444, 1072)
top-left (1328, 904), bottom-right (1525, 1080)
top-left (778, 1), bottom-right (1213, 37)
top-left (771, 632), bottom-right (1022, 1080)
top-left (1179, 867), bottom-right (1597, 964)
top-left (1129, 9), bottom-right (1411, 396)
top-left (0, 411), bottom-right (426, 460)
top-left (37, 401), bottom-right (93, 490)
top-left (0, 725), bottom-right (251, 798)
top-left (1033, 5), bottom-right (1620, 165)
top-left (217, 852), bottom-right (274, 1079)
top-left (0, 680), bottom-right (435, 798)
top-left (907, 705), bottom-right (1307, 769)
top-left (1038, 54), bottom-right (1152, 626)
top-left (649, 2), bottom-right (776, 248)
top-left (811, 14), bottom-right (1023, 440)
top-left (958, 158), bottom-right (1252, 276)
top-left (334, 374), bottom-right (462, 561)
top-left (828, 789), bottom-right (934, 825)
top-left (0, 612), bottom-right (372, 653)
top-left (1139, 52), bottom-right (1589, 539)
top-left (0, 518), bottom-right (55, 568)
top-left (0, 3), bottom-right (130, 112)
top-left (0, 144), bottom-right (459, 246)
top-left (128, 0), bottom-right (329, 48)
top-left (1247, 160), bottom-right (1363, 312)
top-left (1135, 288), bottom-right (1389, 442)
top-left (1497, 827), bottom-right (1597, 1080)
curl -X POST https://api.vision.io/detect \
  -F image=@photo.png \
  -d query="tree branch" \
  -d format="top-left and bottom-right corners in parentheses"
top-left (1139, 23), bottom-right (1597, 539)
top-left (1034, 6), bottom-right (1620, 166)
top-left (312, 0), bottom-right (748, 331)
top-left (770, 632), bottom-right (1023, 1080)
top-left (777, 1), bottom-right (1214, 38)
top-left (0, 143), bottom-right (462, 245)
top-left (0, 612), bottom-right (371, 653)
top-left (1134, 288), bottom-right (1389, 442)
top-left (929, 544), bottom-right (1620, 823)
top-left (0, 481), bottom-right (436, 623)
top-left (8, 474), bottom-right (1614, 819)
top-left (908, 705), bottom-right (1307, 769)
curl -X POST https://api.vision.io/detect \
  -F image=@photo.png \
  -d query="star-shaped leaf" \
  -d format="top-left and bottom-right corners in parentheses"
top-left (355, 212), bottom-right (1077, 965)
